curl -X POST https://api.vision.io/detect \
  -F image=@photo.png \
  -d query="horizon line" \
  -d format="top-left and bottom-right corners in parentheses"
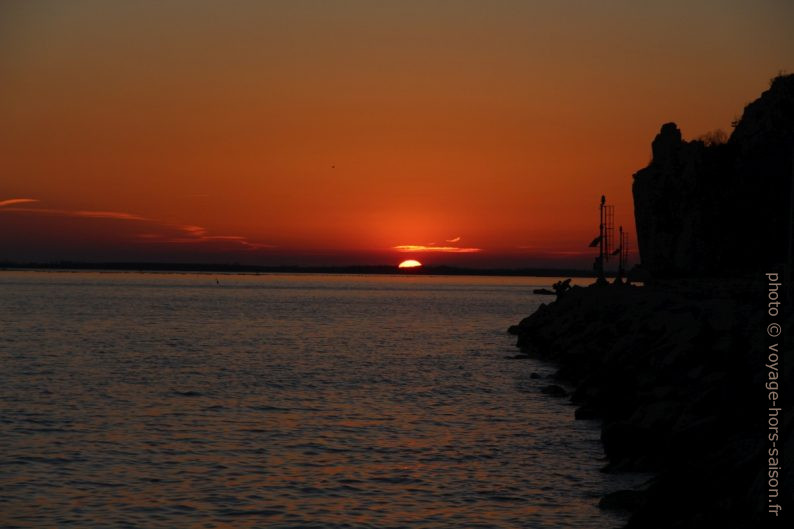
top-left (0, 260), bottom-right (607, 278)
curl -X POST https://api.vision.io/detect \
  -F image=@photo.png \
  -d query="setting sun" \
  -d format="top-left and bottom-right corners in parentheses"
top-left (398, 259), bottom-right (422, 269)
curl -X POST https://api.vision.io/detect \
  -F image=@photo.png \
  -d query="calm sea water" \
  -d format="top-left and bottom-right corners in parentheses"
top-left (0, 271), bottom-right (638, 528)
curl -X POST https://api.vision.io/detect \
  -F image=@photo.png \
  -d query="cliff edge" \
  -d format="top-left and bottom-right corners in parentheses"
top-left (633, 74), bottom-right (794, 278)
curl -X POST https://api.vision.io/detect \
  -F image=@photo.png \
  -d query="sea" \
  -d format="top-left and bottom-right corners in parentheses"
top-left (0, 271), bottom-right (643, 528)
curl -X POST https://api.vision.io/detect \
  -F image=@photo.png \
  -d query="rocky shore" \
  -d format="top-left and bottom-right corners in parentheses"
top-left (509, 281), bottom-right (792, 528)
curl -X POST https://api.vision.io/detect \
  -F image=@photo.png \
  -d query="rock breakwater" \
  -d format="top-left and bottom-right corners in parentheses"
top-left (509, 282), bottom-right (792, 528)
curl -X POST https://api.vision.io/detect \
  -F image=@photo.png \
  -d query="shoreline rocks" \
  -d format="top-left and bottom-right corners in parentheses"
top-left (509, 282), bottom-right (792, 528)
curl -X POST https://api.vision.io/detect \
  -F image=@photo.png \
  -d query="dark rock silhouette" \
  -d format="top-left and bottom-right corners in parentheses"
top-left (540, 384), bottom-right (568, 398)
top-left (552, 278), bottom-right (572, 298)
top-left (510, 76), bottom-right (794, 527)
top-left (510, 282), bottom-right (793, 528)
top-left (599, 489), bottom-right (645, 512)
top-left (533, 279), bottom-right (572, 298)
top-left (633, 74), bottom-right (794, 278)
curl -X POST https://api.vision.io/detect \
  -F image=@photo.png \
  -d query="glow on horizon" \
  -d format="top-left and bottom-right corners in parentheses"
top-left (0, 1), bottom-right (792, 266)
top-left (398, 259), bottom-right (422, 269)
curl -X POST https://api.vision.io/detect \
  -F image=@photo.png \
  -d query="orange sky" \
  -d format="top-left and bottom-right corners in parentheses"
top-left (1, 1), bottom-right (793, 267)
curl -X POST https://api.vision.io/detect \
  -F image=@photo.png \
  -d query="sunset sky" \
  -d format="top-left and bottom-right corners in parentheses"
top-left (2, 1), bottom-right (793, 267)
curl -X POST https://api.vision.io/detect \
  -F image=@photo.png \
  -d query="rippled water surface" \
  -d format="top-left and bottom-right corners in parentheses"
top-left (0, 271), bottom-right (636, 528)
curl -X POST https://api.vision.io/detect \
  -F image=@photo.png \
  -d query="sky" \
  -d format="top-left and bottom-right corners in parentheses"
top-left (1, 0), bottom-right (793, 268)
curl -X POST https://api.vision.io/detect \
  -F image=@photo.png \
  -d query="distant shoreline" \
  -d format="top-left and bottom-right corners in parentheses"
top-left (0, 261), bottom-right (605, 278)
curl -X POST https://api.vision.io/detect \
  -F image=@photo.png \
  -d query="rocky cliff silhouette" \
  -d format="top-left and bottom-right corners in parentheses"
top-left (509, 74), bottom-right (794, 528)
top-left (633, 74), bottom-right (794, 278)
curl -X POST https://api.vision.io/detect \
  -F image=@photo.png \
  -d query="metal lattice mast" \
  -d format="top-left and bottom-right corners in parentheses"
top-left (605, 205), bottom-right (615, 259)
top-left (598, 196), bottom-right (606, 282)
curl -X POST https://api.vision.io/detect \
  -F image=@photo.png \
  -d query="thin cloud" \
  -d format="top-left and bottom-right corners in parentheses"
top-left (0, 206), bottom-right (147, 221)
top-left (73, 210), bottom-right (148, 221)
top-left (180, 225), bottom-right (208, 236)
top-left (394, 234), bottom-right (478, 253)
top-left (141, 235), bottom-right (272, 250)
top-left (202, 235), bottom-right (247, 241)
top-left (138, 224), bottom-right (273, 250)
top-left (0, 202), bottom-right (272, 251)
top-left (0, 198), bottom-right (39, 207)
top-left (394, 244), bottom-right (481, 253)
